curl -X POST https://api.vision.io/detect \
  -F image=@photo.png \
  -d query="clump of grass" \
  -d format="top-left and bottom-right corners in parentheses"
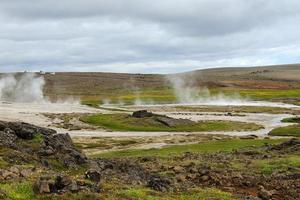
top-left (81, 113), bottom-right (262, 132)
top-left (269, 125), bottom-right (300, 137)
top-left (252, 155), bottom-right (300, 174)
top-left (114, 187), bottom-right (235, 200)
top-left (32, 134), bottom-right (44, 143)
top-left (0, 181), bottom-right (34, 200)
top-left (95, 138), bottom-right (286, 158)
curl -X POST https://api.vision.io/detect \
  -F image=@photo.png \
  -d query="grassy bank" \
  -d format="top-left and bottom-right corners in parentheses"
top-left (269, 117), bottom-right (300, 137)
top-left (81, 113), bottom-right (262, 132)
top-left (173, 105), bottom-right (300, 114)
top-left (95, 138), bottom-right (286, 158)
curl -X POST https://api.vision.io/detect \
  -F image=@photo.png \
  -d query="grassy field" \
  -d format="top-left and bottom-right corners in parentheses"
top-left (171, 105), bottom-right (300, 114)
top-left (269, 117), bottom-right (300, 137)
top-left (0, 181), bottom-right (235, 200)
top-left (104, 187), bottom-right (236, 200)
top-left (80, 87), bottom-right (300, 106)
top-left (221, 88), bottom-right (300, 100)
top-left (95, 138), bottom-right (286, 158)
top-left (81, 113), bottom-right (262, 132)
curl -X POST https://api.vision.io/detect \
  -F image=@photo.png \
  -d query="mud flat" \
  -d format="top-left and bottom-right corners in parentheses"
top-left (0, 101), bottom-right (101, 127)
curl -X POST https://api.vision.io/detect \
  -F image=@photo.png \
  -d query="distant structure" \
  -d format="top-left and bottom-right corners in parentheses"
top-left (38, 71), bottom-right (56, 75)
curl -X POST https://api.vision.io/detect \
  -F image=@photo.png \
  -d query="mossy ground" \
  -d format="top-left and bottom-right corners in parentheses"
top-left (80, 113), bottom-right (262, 132)
top-left (104, 187), bottom-right (236, 200)
top-left (94, 138), bottom-right (286, 158)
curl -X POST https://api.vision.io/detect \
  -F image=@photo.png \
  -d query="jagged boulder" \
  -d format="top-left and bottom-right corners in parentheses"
top-left (41, 133), bottom-right (87, 167)
top-left (35, 174), bottom-right (99, 194)
top-left (0, 121), bottom-right (56, 140)
top-left (0, 121), bottom-right (87, 168)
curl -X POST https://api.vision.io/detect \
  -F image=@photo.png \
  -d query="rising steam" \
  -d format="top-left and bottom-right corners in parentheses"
top-left (167, 74), bottom-right (245, 106)
top-left (0, 73), bottom-right (46, 103)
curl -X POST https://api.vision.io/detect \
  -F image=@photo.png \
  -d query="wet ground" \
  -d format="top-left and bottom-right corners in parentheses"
top-left (0, 101), bottom-right (299, 138)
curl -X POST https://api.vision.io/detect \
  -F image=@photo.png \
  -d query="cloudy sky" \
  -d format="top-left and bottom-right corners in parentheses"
top-left (0, 0), bottom-right (300, 73)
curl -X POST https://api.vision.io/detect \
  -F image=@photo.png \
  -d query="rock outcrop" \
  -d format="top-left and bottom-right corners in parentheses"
top-left (0, 120), bottom-right (87, 168)
top-left (132, 110), bottom-right (154, 118)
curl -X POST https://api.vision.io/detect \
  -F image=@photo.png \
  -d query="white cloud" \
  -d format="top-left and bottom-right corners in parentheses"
top-left (0, 0), bottom-right (299, 73)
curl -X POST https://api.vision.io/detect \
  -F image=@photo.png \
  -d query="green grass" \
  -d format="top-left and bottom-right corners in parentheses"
top-left (282, 117), bottom-right (300, 123)
top-left (81, 88), bottom-right (176, 106)
top-left (95, 138), bottom-right (286, 158)
top-left (109, 187), bottom-right (236, 200)
top-left (174, 105), bottom-right (300, 114)
top-left (269, 125), bottom-right (300, 137)
top-left (32, 134), bottom-right (44, 143)
top-left (81, 88), bottom-right (300, 106)
top-left (0, 181), bottom-right (34, 200)
top-left (269, 117), bottom-right (300, 137)
top-left (81, 113), bottom-right (262, 132)
top-left (252, 155), bottom-right (300, 174)
top-left (223, 88), bottom-right (300, 100)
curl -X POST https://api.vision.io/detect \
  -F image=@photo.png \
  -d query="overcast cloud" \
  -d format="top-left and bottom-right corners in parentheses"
top-left (0, 0), bottom-right (300, 73)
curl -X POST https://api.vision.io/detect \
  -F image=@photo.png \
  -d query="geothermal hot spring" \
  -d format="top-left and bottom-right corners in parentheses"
top-left (0, 73), bottom-right (299, 137)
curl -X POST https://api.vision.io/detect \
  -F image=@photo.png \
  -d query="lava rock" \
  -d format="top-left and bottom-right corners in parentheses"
top-left (147, 176), bottom-right (171, 192)
top-left (132, 110), bottom-right (153, 118)
top-left (85, 169), bottom-right (101, 183)
top-left (35, 176), bottom-right (54, 194)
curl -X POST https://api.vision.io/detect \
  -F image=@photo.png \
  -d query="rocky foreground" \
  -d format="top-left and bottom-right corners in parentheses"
top-left (0, 121), bottom-right (299, 199)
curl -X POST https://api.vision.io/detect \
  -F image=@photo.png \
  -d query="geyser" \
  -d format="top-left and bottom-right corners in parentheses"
top-left (0, 73), bottom-right (46, 103)
top-left (167, 74), bottom-right (245, 105)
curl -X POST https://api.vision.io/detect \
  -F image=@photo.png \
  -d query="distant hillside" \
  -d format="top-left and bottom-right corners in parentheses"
top-left (175, 63), bottom-right (300, 89)
top-left (41, 64), bottom-right (300, 100)
top-left (1, 63), bottom-right (300, 103)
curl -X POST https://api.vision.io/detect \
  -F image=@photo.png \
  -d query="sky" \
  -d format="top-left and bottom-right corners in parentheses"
top-left (0, 0), bottom-right (300, 74)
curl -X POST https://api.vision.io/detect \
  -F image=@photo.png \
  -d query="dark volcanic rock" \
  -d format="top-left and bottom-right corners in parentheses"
top-left (0, 128), bottom-right (17, 147)
top-left (269, 138), bottom-right (300, 151)
top-left (35, 174), bottom-right (100, 194)
top-left (132, 110), bottom-right (153, 118)
top-left (0, 120), bottom-right (87, 168)
top-left (147, 175), bottom-right (172, 192)
top-left (0, 121), bottom-right (56, 140)
top-left (85, 169), bottom-right (101, 183)
top-left (35, 176), bottom-right (54, 194)
top-left (42, 133), bottom-right (87, 167)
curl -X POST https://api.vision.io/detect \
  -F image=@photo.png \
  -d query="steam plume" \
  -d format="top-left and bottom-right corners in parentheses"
top-left (0, 73), bottom-right (46, 103)
top-left (167, 74), bottom-right (245, 105)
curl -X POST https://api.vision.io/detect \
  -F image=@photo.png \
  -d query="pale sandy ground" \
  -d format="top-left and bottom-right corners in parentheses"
top-left (0, 101), bottom-right (101, 128)
top-left (0, 101), bottom-right (297, 138)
